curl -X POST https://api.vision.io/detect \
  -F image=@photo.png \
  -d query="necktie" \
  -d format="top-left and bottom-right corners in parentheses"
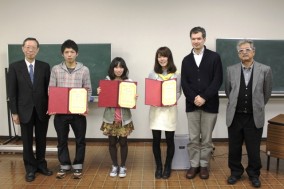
top-left (29, 64), bottom-right (34, 84)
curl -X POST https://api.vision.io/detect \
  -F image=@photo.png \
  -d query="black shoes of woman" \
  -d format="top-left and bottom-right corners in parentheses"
top-left (162, 166), bottom-right (171, 179)
top-left (155, 167), bottom-right (163, 179)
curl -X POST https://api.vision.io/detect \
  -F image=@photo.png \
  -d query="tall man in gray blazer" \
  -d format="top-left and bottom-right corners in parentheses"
top-left (225, 39), bottom-right (272, 188)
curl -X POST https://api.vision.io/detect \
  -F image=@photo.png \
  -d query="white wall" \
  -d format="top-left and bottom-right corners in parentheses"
top-left (1, 0), bottom-right (283, 139)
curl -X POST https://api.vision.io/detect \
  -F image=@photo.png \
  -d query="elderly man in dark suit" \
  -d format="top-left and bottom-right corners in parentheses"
top-left (8, 37), bottom-right (53, 182)
top-left (225, 39), bottom-right (272, 188)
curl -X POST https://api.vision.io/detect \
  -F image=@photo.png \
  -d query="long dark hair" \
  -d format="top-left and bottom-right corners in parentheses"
top-left (108, 57), bottom-right (129, 80)
top-left (154, 47), bottom-right (176, 74)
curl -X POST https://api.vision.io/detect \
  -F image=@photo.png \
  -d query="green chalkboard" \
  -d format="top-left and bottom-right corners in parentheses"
top-left (216, 39), bottom-right (284, 95)
top-left (8, 44), bottom-right (111, 96)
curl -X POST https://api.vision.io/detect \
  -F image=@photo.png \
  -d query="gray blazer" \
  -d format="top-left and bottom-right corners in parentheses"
top-left (225, 61), bottom-right (272, 128)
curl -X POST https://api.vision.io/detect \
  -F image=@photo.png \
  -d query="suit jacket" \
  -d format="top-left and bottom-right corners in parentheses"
top-left (8, 60), bottom-right (50, 123)
top-left (225, 61), bottom-right (272, 128)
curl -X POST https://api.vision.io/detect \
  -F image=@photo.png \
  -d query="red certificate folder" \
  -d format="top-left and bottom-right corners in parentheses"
top-left (98, 80), bottom-right (137, 109)
top-left (145, 78), bottom-right (177, 106)
top-left (48, 87), bottom-right (87, 114)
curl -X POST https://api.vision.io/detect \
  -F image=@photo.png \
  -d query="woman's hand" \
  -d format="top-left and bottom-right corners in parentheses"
top-left (97, 87), bottom-right (101, 95)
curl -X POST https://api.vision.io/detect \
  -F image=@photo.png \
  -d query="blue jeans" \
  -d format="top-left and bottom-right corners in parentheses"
top-left (54, 114), bottom-right (86, 170)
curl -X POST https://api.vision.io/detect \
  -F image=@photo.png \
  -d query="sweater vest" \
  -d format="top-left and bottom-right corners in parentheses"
top-left (236, 68), bottom-right (253, 113)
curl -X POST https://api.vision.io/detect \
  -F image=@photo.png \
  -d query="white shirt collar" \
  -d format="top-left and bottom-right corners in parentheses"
top-left (25, 59), bottom-right (35, 70)
top-left (241, 61), bottom-right (254, 70)
top-left (193, 47), bottom-right (204, 67)
top-left (193, 47), bottom-right (205, 55)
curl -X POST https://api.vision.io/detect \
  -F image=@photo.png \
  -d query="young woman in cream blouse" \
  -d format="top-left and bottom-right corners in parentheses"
top-left (148, 47), bottom-right (181, 179)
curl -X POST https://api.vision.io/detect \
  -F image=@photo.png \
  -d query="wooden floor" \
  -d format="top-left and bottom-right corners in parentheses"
top-left (0, 139), bottom-right (283, 189)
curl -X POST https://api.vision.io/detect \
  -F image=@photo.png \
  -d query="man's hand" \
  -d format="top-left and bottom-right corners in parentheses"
top-left (80, 108), bottom-right (89, 117)
top-left (194, 95), bottom-right (206, 107)
top-left (12, 114), bottom-right (20, 125)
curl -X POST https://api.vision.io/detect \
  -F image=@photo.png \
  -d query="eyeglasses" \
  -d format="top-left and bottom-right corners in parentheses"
top-left (238, 48), bottom-right (253, 54)
top-left (24, 46), bottom-right (38, 51)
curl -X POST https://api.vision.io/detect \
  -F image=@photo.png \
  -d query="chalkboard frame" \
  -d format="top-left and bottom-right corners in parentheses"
top-left (8, 43), bottom-right (111, 97)
top-left (216, 38), bottom-right (284, 96)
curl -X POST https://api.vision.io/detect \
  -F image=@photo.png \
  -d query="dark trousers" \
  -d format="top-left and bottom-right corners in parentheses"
top-left (20, 108), bottom-right (49, 173)
top-left (54, 114), bottom-right (86, 169)
top-left (152, 130), bottom-right (175, 168)
top-left (228, 113), bottom-right (263, 178)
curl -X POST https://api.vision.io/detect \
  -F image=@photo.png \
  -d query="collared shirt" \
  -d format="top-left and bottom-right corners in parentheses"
top-left (193, 47), bottom-right (204, 67)
top-left (25, 58), bottom-right (35, 72)
top-left (241, 62), bottom-right (254, 86)
top-left (49, 61), bottom-right (92, 100)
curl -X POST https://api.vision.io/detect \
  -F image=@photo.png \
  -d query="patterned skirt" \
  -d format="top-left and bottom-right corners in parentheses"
top-left (100, 121), bottom-right (134, 137)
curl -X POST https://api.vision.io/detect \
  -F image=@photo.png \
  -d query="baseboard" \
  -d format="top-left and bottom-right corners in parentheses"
top-left (0, 136), bottom-right (267, 143)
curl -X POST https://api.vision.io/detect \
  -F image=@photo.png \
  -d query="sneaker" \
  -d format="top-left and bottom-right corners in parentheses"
top-left (73, 169), bottom-right (82, 179)
top-left (110, 165), bottom-right (118, 177)
top-left (56, 169), bottom-right (69, 179)
top-left (119, 166), bottom-right (127, 178)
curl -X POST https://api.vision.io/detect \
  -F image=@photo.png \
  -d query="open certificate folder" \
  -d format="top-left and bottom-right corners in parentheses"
top-left (145, 78), bottom-right (177, 106)
top-left (48, 87), bottom-right (88, 114)
top-left (98, 80), bottom-right (137, 109)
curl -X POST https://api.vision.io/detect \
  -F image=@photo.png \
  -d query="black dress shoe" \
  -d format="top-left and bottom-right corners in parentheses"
top-left (25, 172), bottom-right (35, 182)
top-left (250, 177), bottom-right (261, 188)
top-left (38, 168), bottom-right (53, 176)
top-left (227, 175), bottom-right (241, 184)
top-left (155, 168), bottom-right (163, 179)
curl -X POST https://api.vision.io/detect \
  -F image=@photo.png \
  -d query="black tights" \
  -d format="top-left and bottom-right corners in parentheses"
top-left (152, 130), bottom-right (175, 167)
top-left (109, 136), bottom-right (128, 166)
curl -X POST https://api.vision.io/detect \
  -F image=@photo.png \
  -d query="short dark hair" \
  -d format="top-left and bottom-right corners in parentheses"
top-left (108, 57), bottom-right (129, 80)
top-left (190, 26), bottom-right (206, 38)
top-left (22, 37), bottom-right (39, 48)
top-left (154, 46), bottom-right (177, 74)
top-left (61, 39), bottom-right (78, 54)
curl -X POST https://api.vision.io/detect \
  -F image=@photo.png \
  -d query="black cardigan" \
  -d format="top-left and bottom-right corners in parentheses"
top-left (181, 47), bottom-right (223, 113)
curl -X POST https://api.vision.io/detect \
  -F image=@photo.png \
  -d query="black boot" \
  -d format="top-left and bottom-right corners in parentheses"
top-left (152, 131), bottom-right (163, 179)
top-left (162, 164), bottom-right (171, 179)
top-left (155, 165), bottom-right (163, 179)
top-left (154, 154), bottom-right (163, 179)
top-left (155, 153), bottom-right (163, 179)
top-left (163, 156), bottom-right (172, 179)
top-left (162, 130), bottom-right (174, 179)
top-left (154, 151), bottom-right (163, 179)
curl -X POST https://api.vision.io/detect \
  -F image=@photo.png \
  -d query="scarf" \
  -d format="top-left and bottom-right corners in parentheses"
top-left (158, 73), bottom-right (174, 81)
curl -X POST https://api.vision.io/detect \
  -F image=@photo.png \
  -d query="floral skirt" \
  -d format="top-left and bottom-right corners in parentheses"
top-left (100, 121), bottom-right (134, 137)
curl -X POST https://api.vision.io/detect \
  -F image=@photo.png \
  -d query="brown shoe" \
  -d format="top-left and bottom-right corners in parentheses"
top-left (186, 167), bottom-right (200, 179)
top-left (199, 167), bottom-right (209, 179)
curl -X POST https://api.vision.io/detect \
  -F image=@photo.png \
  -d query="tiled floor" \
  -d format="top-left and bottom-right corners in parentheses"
top-left (0, 140), bottom-right (283, 188)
